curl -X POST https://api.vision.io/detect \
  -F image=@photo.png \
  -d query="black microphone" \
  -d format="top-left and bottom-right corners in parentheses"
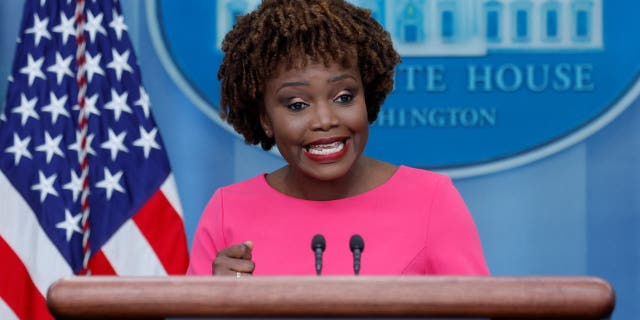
top-left (311, 234), bottom-right (326, 275)
top-left (349, 234), bottom-right (364, 275)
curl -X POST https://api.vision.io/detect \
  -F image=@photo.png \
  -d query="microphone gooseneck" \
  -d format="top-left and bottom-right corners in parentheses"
top-left (311, 234), bottom-right (326, 275)
top-left (349, 234), bottom-right (365, 275)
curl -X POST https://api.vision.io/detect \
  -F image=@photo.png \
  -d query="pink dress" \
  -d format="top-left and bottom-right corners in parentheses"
top-left (188, 166), bottom-right (489, 275)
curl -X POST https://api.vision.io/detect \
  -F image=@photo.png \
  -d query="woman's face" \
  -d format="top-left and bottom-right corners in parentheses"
top-left (261, 62), bottom-right (369, 181)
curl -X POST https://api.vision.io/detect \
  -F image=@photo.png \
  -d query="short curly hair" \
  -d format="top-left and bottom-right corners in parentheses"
top-left (218, 0), bottom-right (401, 150)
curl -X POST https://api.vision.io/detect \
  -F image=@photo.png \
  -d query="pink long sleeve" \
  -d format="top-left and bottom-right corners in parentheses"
top-left (187, 190), bottom-right (223, 275)
top-left (424, 177), bottom-right (489, 274)
top-left (187, 166), bottom-right (488, 275)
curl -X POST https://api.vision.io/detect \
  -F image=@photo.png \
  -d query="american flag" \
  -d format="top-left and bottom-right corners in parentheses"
top-left (0, 1), bottom-right (189, 319)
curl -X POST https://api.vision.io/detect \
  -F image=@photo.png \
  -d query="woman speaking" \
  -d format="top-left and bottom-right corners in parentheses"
top-left (187, 0), bottom-right (488, 276)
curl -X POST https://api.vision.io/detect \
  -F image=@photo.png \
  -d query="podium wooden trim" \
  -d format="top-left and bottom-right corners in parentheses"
top-left (47, 276), bottom-right (614, 319)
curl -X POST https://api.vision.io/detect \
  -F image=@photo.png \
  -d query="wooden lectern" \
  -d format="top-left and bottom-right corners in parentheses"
top-left (47, 276), bottom-right (614, 319)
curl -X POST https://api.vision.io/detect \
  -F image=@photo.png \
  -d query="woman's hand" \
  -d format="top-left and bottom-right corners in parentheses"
top-left (212, 241), bottom-right (255, 276)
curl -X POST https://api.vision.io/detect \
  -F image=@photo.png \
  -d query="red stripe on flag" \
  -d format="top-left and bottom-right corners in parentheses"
top-left (87, 249), bottom-right (117, 275)
top-left (133, 190), bottom-right (189, 274)
top-left (0, 237), bottom-right (54, 320)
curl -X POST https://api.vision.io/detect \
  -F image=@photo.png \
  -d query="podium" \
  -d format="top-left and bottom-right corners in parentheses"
top-left (47, 276), bottom-right (614, 319)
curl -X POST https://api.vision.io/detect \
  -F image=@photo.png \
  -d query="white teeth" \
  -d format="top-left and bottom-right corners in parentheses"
top-left (307, 141), bottom-right (344, 155)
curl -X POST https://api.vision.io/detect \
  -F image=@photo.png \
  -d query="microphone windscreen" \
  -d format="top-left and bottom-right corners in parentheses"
top-left (311, 234), bottom-right (326, 251)
top-left (349, 234), bottom-right (364, 252)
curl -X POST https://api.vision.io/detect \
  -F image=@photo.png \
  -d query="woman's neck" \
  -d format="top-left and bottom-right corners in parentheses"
top-left (267, 156), bottom-right (397, 201)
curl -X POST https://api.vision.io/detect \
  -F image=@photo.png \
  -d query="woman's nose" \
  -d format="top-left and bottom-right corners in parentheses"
top-left (311, 102), bottom-right (339, 131)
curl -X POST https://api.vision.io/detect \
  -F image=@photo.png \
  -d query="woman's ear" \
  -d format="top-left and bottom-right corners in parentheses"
top-left (260, 111), bottom-right (273, 138)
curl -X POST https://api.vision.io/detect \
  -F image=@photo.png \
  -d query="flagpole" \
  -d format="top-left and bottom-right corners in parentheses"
top-left (74, 0), bottom-right (92, 275)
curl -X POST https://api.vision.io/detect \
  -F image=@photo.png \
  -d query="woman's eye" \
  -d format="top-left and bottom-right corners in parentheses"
top-left (334, 94), bottom-right (353, 104)
top-left (287, 101), bottom-right (309, 111)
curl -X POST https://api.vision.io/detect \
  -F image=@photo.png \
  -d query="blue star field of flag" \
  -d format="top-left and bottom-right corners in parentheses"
top-left (0, 0), bottom-right (171, 274)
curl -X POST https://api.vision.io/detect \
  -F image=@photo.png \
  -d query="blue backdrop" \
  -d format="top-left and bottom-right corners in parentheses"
top-left (1, 1), bottom-right (637, 319)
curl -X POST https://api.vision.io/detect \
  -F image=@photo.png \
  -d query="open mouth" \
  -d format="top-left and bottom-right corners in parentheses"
top-left (304, 138), bottom-right (348, 156)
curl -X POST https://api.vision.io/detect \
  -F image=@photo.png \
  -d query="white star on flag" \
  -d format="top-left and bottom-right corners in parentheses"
top-left (63, 170), bottom-right (84, 202)
top-left (24, 14), bottom-right (51, 46)
top-left (31, 171), bottom-right (59, 202)
top-left (35, 132), bottom-right (65, 164)
top-left (95, 168), bottom-right (125, 200)
top-left (46, 52), bottom-right (74, 85)
top-left (52, 12), bottom-right (76, 45)
top-left (5, 133), bottom-right (33, 165)
top-left (19, 54), bottom-right (46, 86)
top-left (41, 92), bottom-right (70, 124)
top-left (100, 128), bottom-right (129, 161)
top-left (85, 11), bottom-right (107, 42)
top-left (72, 93), bottom-right (101, 117)
top-left (106, 49), bottom-right (133, 81)
top-left (12, 94), bottom-right (39, 125)
top-left (133, 126), bottom-right (161, 158)
top-left (135, 87), bottom-right (151, 119)
top-left (68, 131), bottom-right (97, 157)
top-left (109, 9), bottom-right (128, 40)
top-left (55, 209), bottom-right (83, 242)
top-left (84, 52), bottom-right (105, 81)
top-left (104, 89), bottom-right (132, 121)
